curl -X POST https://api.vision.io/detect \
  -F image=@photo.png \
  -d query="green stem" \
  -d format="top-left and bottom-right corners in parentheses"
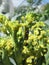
top-left (2, 50), bottom-right (11, 65)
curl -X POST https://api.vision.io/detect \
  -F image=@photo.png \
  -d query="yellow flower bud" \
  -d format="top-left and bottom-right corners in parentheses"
top-left (26, 56), bottom-right (34, 63)
top-left (47, 40), bottom-right (49, 43)
top-left (22, 46), bottom-right (29, 54)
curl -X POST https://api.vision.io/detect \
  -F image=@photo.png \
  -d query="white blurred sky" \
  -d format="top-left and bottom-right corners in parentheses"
top-left (12, 0), bottom-right (28, 7)
top-left (12, 0), bottom-right (49, 7)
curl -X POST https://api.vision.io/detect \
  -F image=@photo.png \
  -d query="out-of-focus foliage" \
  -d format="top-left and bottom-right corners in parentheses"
top-left (0, 12), bottom-right (49, 65)
top-left (11, 0), bottom-right (43, 21)
top-left (13, 3), bottom-right (49, 22)
top-left (42, 3), bottom-right (49, 11)
top-left (26, 0), bottom-right (42, 5)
